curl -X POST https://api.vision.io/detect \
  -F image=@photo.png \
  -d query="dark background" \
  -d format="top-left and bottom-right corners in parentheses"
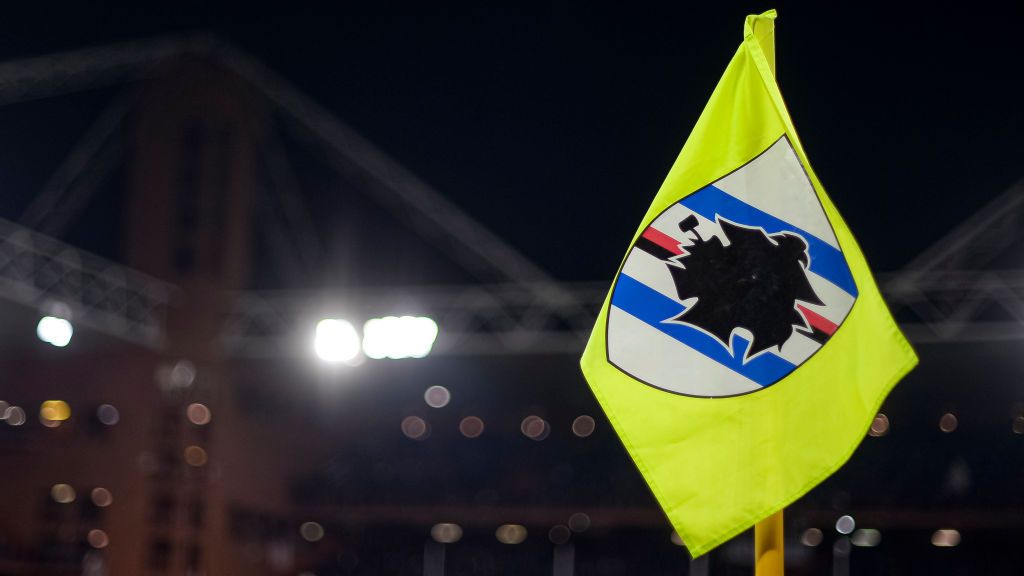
top-left (0, 1), bottom-right (1021, 278)
top-left (0, 3), bottom-right (1021, 575)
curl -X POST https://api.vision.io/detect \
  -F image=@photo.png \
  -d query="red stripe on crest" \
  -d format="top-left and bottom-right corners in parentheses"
top-left (797, 304), bottom-right (837, 336)
top-left (641, 227), bottom-right (683, 256)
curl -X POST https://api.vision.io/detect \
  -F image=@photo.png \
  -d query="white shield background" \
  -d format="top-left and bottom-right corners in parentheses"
top-left (607, 137), bottom-right (857, 398)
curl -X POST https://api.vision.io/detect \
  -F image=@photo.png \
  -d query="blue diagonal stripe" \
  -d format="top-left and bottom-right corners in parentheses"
top-left (611, 274), bottom-right (797, 386)
top-left (680, 185), bottom-right (858, 297)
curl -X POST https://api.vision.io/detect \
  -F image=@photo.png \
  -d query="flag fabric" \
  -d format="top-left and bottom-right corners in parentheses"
top-left (579, 9), bottom-right (917, 556)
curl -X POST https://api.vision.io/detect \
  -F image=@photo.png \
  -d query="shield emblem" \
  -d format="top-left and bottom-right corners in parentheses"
top-left (607, 136), bottom-right (858, 398)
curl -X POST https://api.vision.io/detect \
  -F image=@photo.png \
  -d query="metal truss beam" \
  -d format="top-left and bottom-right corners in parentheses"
top-left (2, 38), bottom-right (1024, 353)
top-left (883, 270), bottom-right (1024, 344)
top-left (0, 36), bottom-right (207, 106)
top-left (883, 178), bottom-right (1024, 343)
top-left (1, 210), bottom-right (1023, 354)
top-left (215, 43), bottom-right (584, 302)
top-left (899, 179), bottom-right (1024, 277)
top-left (222, 269), bottom-right (1024, 356)
top-left (0, 36), bottom-right (582, 297)
top-left (18, 93), bottom-right (132, 236)
top-left (221, 283), bottom-right (607, 357)
top-left (0, 217), bottom-right (174, 348)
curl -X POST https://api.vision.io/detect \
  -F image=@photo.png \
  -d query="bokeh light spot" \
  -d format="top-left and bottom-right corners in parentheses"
top-left (568, 512), bottom-right (591, 533)
top-left (4, 406), bottom-right (25, 426)
top-left (170, 360), bottom-right (196, 388)
top-left (495, 524), bottom-right (527, 544)
top-left (184, 445), bottom-right (208, 467)
top-left (459, 416), bottom-right (484, 438)
top-left (835, 515), bottom-right (855, 535)
top-left (37, 315), bottom-right (73, 347)
top-left (939, 413), bottom-right (958, 433)
top-left (187, 403), bottom-right (212, 426)
top-left (87, 529), bottom-right (109, 549)
top-left (401, 416), bottom-right (429, 440)
top-left (572, 415), bottom-right (596, 438)
top-left (300, 521), bottom-right (324, 542)
top-left (800, 527), bottom-right (823, 547)
top-left (424, 386), bottom-right (451, 408)
top-left (40, 416), bottom-right (61, 428)
top-left (431, 523), bottom-right (463, 543)
top-left (932, 529), bottom-right (961, 547)
top-left (91, 487), bottom-right (113, 508)
top-left (51, 483), bottom-right (76, 504)
top-left (40, 400), bottom-right (71, 422)
top-left (521, 415), bottom-right (549, 441)
top-left (548, 525), bottom-right (571, 545)
top-left (868, 413), bottom-right (889, 437)
top-left (851, 528), bottom-right (881, 547)
top-left (96, 404), bottom-right (119, 426)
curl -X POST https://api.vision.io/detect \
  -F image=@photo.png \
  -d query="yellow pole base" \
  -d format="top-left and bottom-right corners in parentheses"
top-left (754, 510), bottom-right (784, 576)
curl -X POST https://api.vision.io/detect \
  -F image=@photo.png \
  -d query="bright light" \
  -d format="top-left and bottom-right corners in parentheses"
top-left (362, 316), bottom-right (438, 359)
top-left (424, 385), bottom-right (451, 408)
top-left (51, 483), bottom-right (76, 504)
top-left (37, 316), bottom-right (73, 347)
top-left (431, 523), bottom-right (463, 544)
top-left (187, 403), bottom-right (212, 425)
top-left (835, 515), bottom-right (856, 535)
top-left (851, 528), bottom-right (881, 547)
top-left (495, 524), bottom-right (527, 544)
top-left (40, 400), bottom-right (71, 422)
top-left (939, 412), bottom-right (958, 433)
top-left (932, 529), bottom-right (961, 547)
top-left (314, 319), bottom-right (361, 363)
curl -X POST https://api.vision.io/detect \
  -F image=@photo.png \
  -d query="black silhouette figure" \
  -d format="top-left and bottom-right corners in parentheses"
top-left (667, 215), bottom-right (823, 359)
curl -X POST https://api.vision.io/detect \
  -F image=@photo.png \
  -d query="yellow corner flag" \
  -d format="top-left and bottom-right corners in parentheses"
top-left (580, 9), bottom-right (917, 556)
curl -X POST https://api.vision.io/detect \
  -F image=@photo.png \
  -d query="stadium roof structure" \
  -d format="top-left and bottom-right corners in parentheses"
top-left (0, 35), bottom-right (1020, 355)
top-left (0, 35), bottom-right (599, 356)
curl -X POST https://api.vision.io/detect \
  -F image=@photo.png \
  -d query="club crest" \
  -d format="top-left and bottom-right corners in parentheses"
top-left (606, 136), bottom-right (858, 397)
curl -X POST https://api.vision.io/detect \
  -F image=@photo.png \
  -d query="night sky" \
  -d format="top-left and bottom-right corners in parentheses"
top-left (0, 1), bottom-right (1022, 282)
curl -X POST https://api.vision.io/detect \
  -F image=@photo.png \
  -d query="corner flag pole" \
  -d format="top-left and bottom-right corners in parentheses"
top-left (755, 510), bottom-right (784, 575)
top-left (752, 12), bottom-right (784, 576)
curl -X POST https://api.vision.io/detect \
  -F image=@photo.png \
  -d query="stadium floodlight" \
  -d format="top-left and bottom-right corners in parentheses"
top-left (362, 316), bottom-right (438, 359)
top-left (37, 316), bottom-right (73, 347)
top-left (314, 319), bottom-right (361, 363)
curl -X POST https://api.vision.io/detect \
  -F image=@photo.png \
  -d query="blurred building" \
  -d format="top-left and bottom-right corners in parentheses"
top-left (0, 38), bottom-right (607, 576)
top-left (0, 37), bottom-right (1021, 576)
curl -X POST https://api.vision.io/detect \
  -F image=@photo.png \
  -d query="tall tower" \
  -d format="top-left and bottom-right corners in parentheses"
top-left (123, 55), bottom-right (267, 576)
